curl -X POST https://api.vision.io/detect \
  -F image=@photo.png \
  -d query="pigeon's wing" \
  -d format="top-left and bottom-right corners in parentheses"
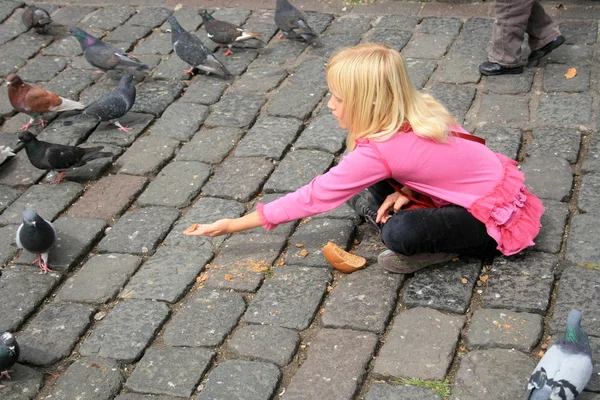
top-left (23, 86), bottom-right (62, 113)
top-left (527, 346), bottom-right (563, 390)
top-left (33, 9), bottom-right (51, 26)
top-left (173, 31), bottom-right (209, 66)
top-left (15, 223), bottom-right (24, 249)
top-left (85, 43), bottom-right (146, 71)
top-left (194, 52), bottom-right (230, 76)
top-left (549, 353), bottom-right (593, 400)
top-left (82, 93), bottom-right (129, 122)
top-left (45, 145), bottom-right (85, 170)
top-left (206, 20), bottom-right (240, 44)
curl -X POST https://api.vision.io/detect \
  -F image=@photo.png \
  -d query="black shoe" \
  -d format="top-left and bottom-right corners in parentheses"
top-left (479, 62), bottom-right (524, 76)
top-left (347, 191), bottom-right (381, 234)
top-left (528, 35), bottom-right (566, 63)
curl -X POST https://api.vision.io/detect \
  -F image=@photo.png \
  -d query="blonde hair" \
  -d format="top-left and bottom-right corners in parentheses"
top-left (326, 43), bottom-right (456, 151)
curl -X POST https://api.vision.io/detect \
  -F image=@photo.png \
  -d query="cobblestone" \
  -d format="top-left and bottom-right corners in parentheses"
top-left (227, 325), bottom-right (300, 367)
top-left (50, 357), bottom-right (124, 400)
top-left (116, 135), bottom-right (179, 176)
top-left (175, 127), bottom-right (244, 164)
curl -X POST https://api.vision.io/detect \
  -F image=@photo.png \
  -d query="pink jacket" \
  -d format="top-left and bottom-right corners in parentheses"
top-left (257, 126), bottom-right (544, 255)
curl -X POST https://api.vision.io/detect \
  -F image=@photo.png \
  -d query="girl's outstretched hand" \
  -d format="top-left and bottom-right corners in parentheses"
top-left (184, 219), bottom-right (230, 237)
top-left (376, 192), bottom-right (410, 223)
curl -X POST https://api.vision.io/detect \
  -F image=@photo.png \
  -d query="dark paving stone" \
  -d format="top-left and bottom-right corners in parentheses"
top-left (405, 58), bottom-right (438, 89)
top-left (268, 84), bottom-right (327, 120)
top-left (175, 127), bottom-right (243, 164)
top-left (57, 253), bottom-right (142, 303)
top-left (0, 184), bottom-right (20, 213)
top-left (473, 125), bottom-right (521, 160)
top-left (465, 308), bottom-right (543, 352)
top-left (50, 357), bottom-right (124, 400)
top-left (202, 157), bottom-right (274, 202)
top-left (559, 20), bottom-right (598, 45)
top-left (87, 112), bottom-right (155, 147)
top-left (67, 174), bottom-right (147, 222)
top-left (63, 143), bottom-right (122, 183)
top-left (312, 31), bottom-right (365, 59)
top-left (115, 394), bottom-right (180, 400)
top-left (1, 113), bottom-right (32, 135)
top-left (303, 12), bottom-right (334, 34)
top-left (365, 383), bottom-right (442, 400)
top-left (322, 264), bottom-right (403, 333)
top-left (0, 150), bottom-right (45, 187)
top-left (197, 360), bottom-right (280, 400)
top-left (0, 33), bottom-right (53, 77)
top-left (354, 224), bottom-right (388, 264)
top-left (179, 74), bottom-right (230, 105)
top-left (213, 48), bottom-right (258, 76)
top-left (294, 111), bottom-right (345, 154)
top-left (0, 17), bottom-right (27, 48)
top-left (258, 39), bottom-right (306, 66)
top-left (285, 218), bottom-right (355, 268)
top-left (0, 264), bottom-right (61, 332)
top-left (204, 92), bottom-right (266, 128)
top-left (127, 7), bottom-right (172, 28)
top-left (481, 252), bottom-right (557, 314)
top-left (402, 33), bottom-right (455, 59)
top-left (546, 44), bottom-right (595, 65)
top-left (152, 53), bottom-right (193, 81)
top-left (132, 30), bottom-right (173, 55)
top-left (244, 266), bottom-right (331, 330)
top-left (0, 85), bottom-right (14, 119)
top-left (137, 161), bottom-right (211, 208)
top-left (79, 299), bottom-right (170, 363)
top-left (431, 54), bottom-right (481, 84)
top-left (116, 136), bottom-right (179, 176)
top-left (39, 115), bottom-right (99, 146)
top-left (534, 200), bottom-right (568, 254)
top-left (104, 24), bottom-right (152, 48)
top-left (427, 83), bottom-right (476, 124)
top-left (125, 347), bottom-right (214, 398)
top-left (283, 329), bottom-right (377, 400)
top-left (130, 81), bottom-right (185, 116)
top-left (521, 156), bottom-right (573, 202)
top-left (374, 307), bottom-right (464, 380)
top-left (538, 93), bottom-right (593, 126)
top-left (78, 79), bottom-right (118, 104)
top-left (97, 206), bottom-right (179, 255)
top-left (163, 288), bottom-right (245, 347)
top-left (227, 325), bottom-right (299, 367)
top-left (579, 173), bottom-right (600, 213)
top-left (550, 265), bottom-right (600, 336)
top-left (234, 64), bottom-right (288, 93)
top-left (419, 16), bottom-right (462, 35)
top-left (527, 126), bottom-right (582, 164)
top-left (15, 216), bottom-right (106, 273)
top-left (403, 257), bottom-right (482, 314)
top-left (483, 69), bottom-right (535, 94)
top-left (0, 1), bottom-right (24, 24)
top-left (79, 6), bottom-right (137, 31)
top-left (263, 149), bottom-right (333, 193)
top-left (478, 93), bottom-right (530, 124)
top-left (0, 181), bottom-right (83, 225)
top-left (43, 68), bottom-right (99, 99)
top-left (566, 213), bottom-right (600, 265)
top-left (0, 363), bottom-right (43, 400)
top-left (0, 224), bottom-right (17, 267)
top-left (121, 246), bottom-right (211, 303)
top-left (326, 14), bottom-right (373, 35)
top-left (51, 6), bottom-right (97, 26)
top-left (18, 302), bottom-right (95, 366)
top-left (543, 64), bottom-right (591, 93)
top-left (162, 197), bottom-right (244, 251)
top-left (18, 56), bottom-right (68, 82)
top-left (148, 101), bottom-right (208, 141)
top-left (364, 28), bottom-right (412, 51)
top-left (164, 6), bottom-right (203, 32)
top-left (235, 116), bottom-right (303, 159)
top-left (583, 133), bottom-right (600, 174)
top-left (451, 349), bottom-right (535, 400)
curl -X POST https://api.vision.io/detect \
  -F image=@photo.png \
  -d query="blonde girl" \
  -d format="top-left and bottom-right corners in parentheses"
top-left (185, 43), bottom-right (544, 273)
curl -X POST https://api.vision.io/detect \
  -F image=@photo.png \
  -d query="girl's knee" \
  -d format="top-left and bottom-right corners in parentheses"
top-left (381, 214), bottom-right (426, 256)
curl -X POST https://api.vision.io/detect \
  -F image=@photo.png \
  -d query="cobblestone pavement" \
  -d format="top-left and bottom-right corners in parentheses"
top-left (0, 0), bottom-right (600, 399)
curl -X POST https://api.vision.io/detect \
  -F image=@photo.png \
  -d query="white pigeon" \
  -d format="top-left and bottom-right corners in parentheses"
top-left (525, 309), bottom-right (593, 400)
top-left (0, 145), bottom-right (15, 164)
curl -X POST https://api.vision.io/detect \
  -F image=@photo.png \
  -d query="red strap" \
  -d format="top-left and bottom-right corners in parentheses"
top-left (451, 131), bottom-right (486, 145)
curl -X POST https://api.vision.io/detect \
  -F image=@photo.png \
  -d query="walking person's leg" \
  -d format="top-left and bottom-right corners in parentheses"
top-left (526, 0), bottom-right (564, 64)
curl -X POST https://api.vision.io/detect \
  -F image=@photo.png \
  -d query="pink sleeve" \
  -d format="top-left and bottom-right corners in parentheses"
top-left (258, 144), bottom-right (390, 229)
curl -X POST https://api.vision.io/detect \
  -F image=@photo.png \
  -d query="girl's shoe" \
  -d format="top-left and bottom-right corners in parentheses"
top-left (347, 191), bottom-right (381, 234)
top-left (377, 250), bottom-right (458, 274)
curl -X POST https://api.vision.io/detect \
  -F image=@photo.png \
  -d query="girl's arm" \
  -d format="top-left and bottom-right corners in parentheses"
top-left (183, 211), bottom-right (261, 237)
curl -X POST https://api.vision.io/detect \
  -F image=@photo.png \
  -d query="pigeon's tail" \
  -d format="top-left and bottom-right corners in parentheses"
top-left (198, 60), bottom-right (232, 78)
top-left (0, 145), bottom-right (15, 164)
top-left (51, 97), bottom-right (86, 113)
top-left (61, 110), bottom-right (88, 126)
top-left (233, 37), bottom-right (265, 49)
top-left (78, 148), bottom-right (114, 165)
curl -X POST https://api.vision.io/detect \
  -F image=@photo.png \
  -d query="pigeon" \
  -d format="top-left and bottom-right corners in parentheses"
top-left (6, 74), bottom-right (85, 131)
top-left (167, 15), bottom-right (231, 77)
top-left (16, 209), bottom-right (57, 274)
top-left (525, 309), bottom-right (593, 400)
top-left (198, 9), bottom-right (265, 56)
top-left (274, 0), bottom-right (322, 46)
top-left (70, 27), bottom-right (150, 74)
top-left (65, 73), bottom-right (136, 132)
top-left (0, 145), bottom-right (15, 165)
top-left (0, 332), bottom-right (19, 389)
top-left (21, 5), bottom-right (52, 35)
top-left (17, 131), bottom-right (114, 184)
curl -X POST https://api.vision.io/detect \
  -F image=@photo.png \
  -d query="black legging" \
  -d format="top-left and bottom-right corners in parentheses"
top-left (367, 181), bottom-right (498, 257)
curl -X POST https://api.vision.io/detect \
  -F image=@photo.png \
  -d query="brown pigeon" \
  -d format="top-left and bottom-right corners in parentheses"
top-left (198, 9), bottom-right (265, 56)
top-left (6, 74), bottom-right (85, 131)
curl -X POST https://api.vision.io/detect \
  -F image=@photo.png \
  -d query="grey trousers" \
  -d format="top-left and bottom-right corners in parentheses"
top-left (489, 0), bottom-right (561, 67)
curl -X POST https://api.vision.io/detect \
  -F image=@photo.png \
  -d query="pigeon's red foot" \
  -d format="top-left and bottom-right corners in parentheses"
top-left (0, 384), bottom-right (6, 389)
top-left (0, 370), bottom-right (14, 380)
top-left (18, 122), bottom-right (33, 131)
top-left (184, 68), bottom-right (196, 75)
top-left (50, 171), bottom-right (66, 185)
top-left (35, 119), bottom-right (48, 127)
top-left (276, 34), bottom-right (284, 39)
top-left (223, 48), bottom-right (233, 56)
top-left (113, 121), bottom-right (133, 132)
top-left (33, 255), bottom-right (53, 274)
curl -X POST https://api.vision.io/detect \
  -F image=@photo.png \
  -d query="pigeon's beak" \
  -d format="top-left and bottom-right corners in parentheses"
top-left (31, 220), bottom-right (36, 227)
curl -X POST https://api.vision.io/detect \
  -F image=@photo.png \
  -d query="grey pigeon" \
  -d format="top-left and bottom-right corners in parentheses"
top-left (17, 131), bottom-right (113, 184)
top-left (70, 27), bottom-right (149, 73)
top-left (198, 9), bottom-right (265, 56)
top-left (274, 0), bottom-right (322, 46)
top-left (0, 332), bottom-right (19, 389)
top-left (167, 15), bottom-right (231, 77)
top-left (66, 73), bottom-right (136, 132)
top-left (525, 309), bottom-right (593, 400)
top-left (16, 209), bottom-right (57, 274)
top-left (0, 145), bottom-right (15, 165)
top-left (21, 5), bottom-right (51, 35)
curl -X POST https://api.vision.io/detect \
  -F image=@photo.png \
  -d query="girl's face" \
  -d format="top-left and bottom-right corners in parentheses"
top-left (327, 91), bottom-right (351, 130)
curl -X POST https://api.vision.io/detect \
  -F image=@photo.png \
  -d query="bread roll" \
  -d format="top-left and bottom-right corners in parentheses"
top-left (322, 241), bottom-right (366, 273)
